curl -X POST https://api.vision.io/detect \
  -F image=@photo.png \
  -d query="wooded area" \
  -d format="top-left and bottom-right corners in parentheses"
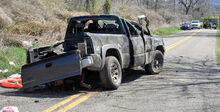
top-left (67, 0), bottom-right (217, 18)
top-left (63, 0), bottom-right (219, 28)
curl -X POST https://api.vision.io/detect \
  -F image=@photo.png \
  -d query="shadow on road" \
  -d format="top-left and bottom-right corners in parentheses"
top-left (1, 55), bottom-right (219, 100)
top-left (115, 56), bottom-right (220, 94)
top-left (0, 68), bottom-right (154, 98)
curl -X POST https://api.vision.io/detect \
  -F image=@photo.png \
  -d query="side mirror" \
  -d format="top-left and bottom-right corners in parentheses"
top-left (138, 15), bottom-right (149, 27)
top-left (138, 15), bottom-right (151, 35)
top-left (145, 17), bottom-right (150, 27)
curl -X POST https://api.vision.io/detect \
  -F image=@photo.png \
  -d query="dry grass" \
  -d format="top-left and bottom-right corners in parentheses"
top-left (0, 36), bottom-right (23, 49)
top-left (112, 3), bottom-right (168, 30)
top-left (111, 2), bottom-right (192, 30)
top-left (0, 0), bottom-right (186, 48)
top-left (0, 7), bottom-right (13, 28)
top-left (0, 0), bottom-right (88, 47)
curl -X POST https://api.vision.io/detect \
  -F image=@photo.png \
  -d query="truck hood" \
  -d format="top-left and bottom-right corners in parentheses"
top-left (152, 35), bottom-right (164, 42)
top-left (152, 35), bottom-right (163, 39)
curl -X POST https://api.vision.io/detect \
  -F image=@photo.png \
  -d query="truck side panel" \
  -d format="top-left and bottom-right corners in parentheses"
top-left (89, 33), bottom-right (130, 68)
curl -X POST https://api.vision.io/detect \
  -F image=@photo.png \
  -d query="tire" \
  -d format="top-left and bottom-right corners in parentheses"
top-left (145, 50), bottom-right (164, 74)
top-left (99, 56), bottom-right (122, 90)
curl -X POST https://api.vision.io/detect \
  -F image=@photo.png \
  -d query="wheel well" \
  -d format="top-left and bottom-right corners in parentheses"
top-left (156, 46), bottom-right (165, 54)
top-left (106, 49), bottom-right (122, 65)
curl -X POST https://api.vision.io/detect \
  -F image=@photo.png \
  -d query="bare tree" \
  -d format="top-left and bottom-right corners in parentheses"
top-left (85, 0), bottom-right (89, 12)
top-left (65, 0), bottom-right (213, 19)
top-left (174, 0), bottom-right (176, 14)
top-left (179, 0), bottom-right (200, 15)
top-left (154, 0), bottom-right (159, 12)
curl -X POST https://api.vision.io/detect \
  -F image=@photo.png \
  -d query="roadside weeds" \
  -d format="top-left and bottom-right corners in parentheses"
top-left (217, 29), bottom-right (220, 64)
top-left (152, 27), bottom-right (183, 37)
top-left (0, 47), bottom-right (26, 78)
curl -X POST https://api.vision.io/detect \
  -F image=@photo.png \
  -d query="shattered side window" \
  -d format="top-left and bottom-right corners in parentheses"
top-left (126, 21), bottom-right (138, 36)
top-left (131, 22), bottom-right (150, 36)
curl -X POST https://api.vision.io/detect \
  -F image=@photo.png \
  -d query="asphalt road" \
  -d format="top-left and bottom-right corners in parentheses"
top-left (0, 29), bottom-right (219, 112)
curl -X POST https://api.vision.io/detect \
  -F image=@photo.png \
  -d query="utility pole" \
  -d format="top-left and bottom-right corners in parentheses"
top-left (174, 0), bottom-right (176, 14)
top-left (154, 0), bottom-right (158, 12)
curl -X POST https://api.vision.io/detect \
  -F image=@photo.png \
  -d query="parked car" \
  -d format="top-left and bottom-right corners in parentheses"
top-left (21, 15), bottom-right (165, 90)
top-left (189, 20), bottom-right (201, 29)
top-left (180, 22), bottom-right (190, 30)
top-left (212, 23), bottom-right (217, 29)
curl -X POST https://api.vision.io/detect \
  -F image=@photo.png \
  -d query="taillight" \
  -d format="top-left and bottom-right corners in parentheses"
top-left (90, 14), bottom-right (100, 17)
top-left (78, 42), bottom-right (87, 56)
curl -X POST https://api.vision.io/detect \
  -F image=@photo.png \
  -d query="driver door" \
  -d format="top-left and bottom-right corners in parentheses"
top-left (125, 21), bottom-right (145, 66)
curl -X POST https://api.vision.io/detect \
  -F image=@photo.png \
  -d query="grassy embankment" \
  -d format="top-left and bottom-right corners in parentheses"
top-left (0, 47), bottom-right (26, 78)
top-left (152, 27), bottom-right (183, 37)
top-left (217, 29), bottom-right (220, 64)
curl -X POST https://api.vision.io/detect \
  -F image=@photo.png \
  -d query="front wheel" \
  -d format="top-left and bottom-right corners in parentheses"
top-left (99, 56), bottom-right (122, 90)
top-left (145, 50), bottom-right (164, 74)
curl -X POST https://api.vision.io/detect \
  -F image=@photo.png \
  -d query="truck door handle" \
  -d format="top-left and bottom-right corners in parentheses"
top-left (45, 63), bottom-right (52, 68)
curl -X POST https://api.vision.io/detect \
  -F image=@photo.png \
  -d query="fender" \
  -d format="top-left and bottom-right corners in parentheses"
top-left (101, 44), bottom-right (124, 69)
top-left (154, 42), bottom-right (165, 50)
top-left (151, 35), bottom-right (165, 50)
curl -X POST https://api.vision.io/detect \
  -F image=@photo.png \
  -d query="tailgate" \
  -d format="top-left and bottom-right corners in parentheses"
top-left (21, 51), bottom-right (81, 89)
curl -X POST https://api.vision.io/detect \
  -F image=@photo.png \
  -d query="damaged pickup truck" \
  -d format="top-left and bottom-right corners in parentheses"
top-left (21, 15), bottom-right (165, 90)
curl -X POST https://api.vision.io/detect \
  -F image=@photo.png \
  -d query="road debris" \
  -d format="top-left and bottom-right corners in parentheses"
top-left (0, 106), bottom-right (19, 112)
top-left (8, 73), bottom-right (21, 78)
top-left (0, 69), bottom-right (8, 74)
top-left (0, 77), bottom-right (22, 89)
top-left (21, 40), bottom-right (32, 47)
top-left (34, 100), bottom-right (39, 103)
top-left (9, 61), bottom-right (15, 66)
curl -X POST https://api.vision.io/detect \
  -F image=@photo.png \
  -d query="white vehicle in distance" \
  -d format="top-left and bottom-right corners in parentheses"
top-left (189, 20), bottom-right (201, 29)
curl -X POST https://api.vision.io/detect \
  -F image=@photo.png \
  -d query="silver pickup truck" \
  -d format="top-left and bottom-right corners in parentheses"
top-left (21, 15), bottom-right (165, 90)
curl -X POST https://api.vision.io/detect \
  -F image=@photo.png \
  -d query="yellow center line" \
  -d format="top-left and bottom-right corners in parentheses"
top-left (57, 92), bottom-right (97, 112)
top-left (165, 30), bottom-right (201, 51)
top-left (42, 93), bottom-right (82, 112)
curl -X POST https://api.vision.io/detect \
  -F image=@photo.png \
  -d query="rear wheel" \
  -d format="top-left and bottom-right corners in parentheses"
top-left (145, 50), bottom-right (164, 74)
top-left (99, 56), bottom-right (122, 90)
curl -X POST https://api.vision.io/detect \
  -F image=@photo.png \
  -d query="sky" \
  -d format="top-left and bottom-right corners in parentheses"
top-left (213, 0), bottom-right (220, 5)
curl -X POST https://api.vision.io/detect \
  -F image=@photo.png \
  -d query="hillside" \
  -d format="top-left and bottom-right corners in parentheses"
top-left (0, 0), bottom-right (190, 48)
top-left (0, 0), bottom-right (89, 47)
